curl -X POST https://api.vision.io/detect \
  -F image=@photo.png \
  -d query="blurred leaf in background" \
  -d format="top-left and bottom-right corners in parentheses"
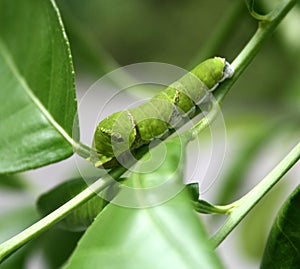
top-left (0, 174), bottom-right (27, 191)
top-left (0, 1), bottom-right (299, 268)
top-left (0, 207), bottom-right (38, 268)
top-left (39, 227), bottom-right (83, 269)
top-left (37, 177), bottom-right (119, 232)
top-left (57, 0), bottom-right (242, 73)
top-left (56, 0), bottom-right (298, 124)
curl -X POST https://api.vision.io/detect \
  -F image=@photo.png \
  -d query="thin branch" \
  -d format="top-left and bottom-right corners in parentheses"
top-left (0, 166), bottom-right (126, 263)
top-left (211, 141), bottom-right (300, 247)
top-left (0, 0), bottom-right (296, 263)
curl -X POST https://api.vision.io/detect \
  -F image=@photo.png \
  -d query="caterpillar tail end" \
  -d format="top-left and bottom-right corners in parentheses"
top-left (216, 57), bottom-right (234, 82)
top-left (223, 60), bottom-right (234, 80)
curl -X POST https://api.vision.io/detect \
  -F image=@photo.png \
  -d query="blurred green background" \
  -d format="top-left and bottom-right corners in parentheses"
top-left (1, 1), bottom-right (299, 268)
top-left (56, 0), bottom-right (299, 115)
top-left (55, 0), bottom-right (300, 267)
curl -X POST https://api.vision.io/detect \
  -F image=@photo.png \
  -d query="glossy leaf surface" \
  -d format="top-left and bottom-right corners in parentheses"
top-left (0, 0), bottom-right (77, 173)
top-left (64, 136), bottom-right (224, 269)
top-left (260, 184), bottom-right (300, 268)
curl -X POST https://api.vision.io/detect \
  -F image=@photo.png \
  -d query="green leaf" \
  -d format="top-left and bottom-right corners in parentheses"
top-left (0, 207), bottom-right (38, 268)
top-left (63, 137), bottom-right (224, 269)
top-left (0, 0), bottom-right (77, 174)
top-left (37, 178), bottom-right (118, 232)
top-left (40, 228), bottom-right (83, 269)
top-left (260, 184), bottom-right (300, 268)
top-left (56, 0), bottom-right (119, 77)
top-left (0, 247), bottom-right (28, 269)
top-left (0, 207), bottom-right (38, 243)
top-left (0, 174), bottom-right (27, 190)
top-left (63, 191), bottom-right (223, 269)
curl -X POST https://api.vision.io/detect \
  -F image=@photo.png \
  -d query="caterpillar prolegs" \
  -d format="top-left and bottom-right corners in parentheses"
top-left (92, 57), bottom-right (234, 168)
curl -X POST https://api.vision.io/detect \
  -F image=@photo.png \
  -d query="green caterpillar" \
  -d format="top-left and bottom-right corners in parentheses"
top-left (92, 57), bottom-right (233, 168)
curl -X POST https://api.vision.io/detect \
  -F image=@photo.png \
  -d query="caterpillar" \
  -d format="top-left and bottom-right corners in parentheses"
top-left (92, 57), bottom-right (234, 168)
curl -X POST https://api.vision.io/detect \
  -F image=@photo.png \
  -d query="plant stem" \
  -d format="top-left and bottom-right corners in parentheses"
top-left (211, 141), bottom-right (300, 247)
top-left (208, 0), bottom-right (298, 248)
top-left (0, 0), bottom-right (296, 263)
top-left (0, 166), bottom-right (126, 264)
top-left (73, 141), bottom-right (94, 159)
top-left (185, 0), bottom-right (296, 140)
top-left (214, 0), bottom-right (297, 104)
